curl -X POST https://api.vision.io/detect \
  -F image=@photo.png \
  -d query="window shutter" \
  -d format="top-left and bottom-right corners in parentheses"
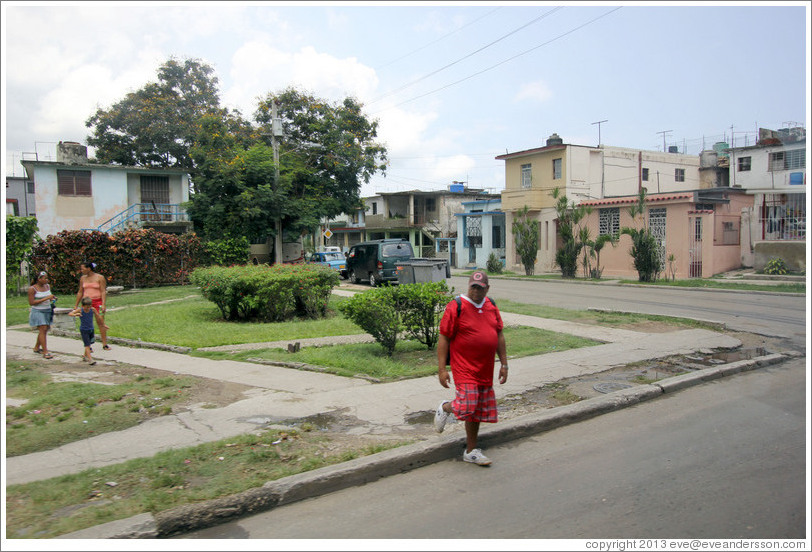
top-left (75, 171), bottom-right (92, 196)
top-left (58, 170), bottom-right (75, 195)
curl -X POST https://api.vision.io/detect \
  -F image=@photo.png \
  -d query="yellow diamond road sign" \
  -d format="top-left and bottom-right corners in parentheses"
top-left (323, 229), bottom-right (333, 239)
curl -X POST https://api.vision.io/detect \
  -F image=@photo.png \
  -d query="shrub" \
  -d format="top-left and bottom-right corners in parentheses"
top-left (339, 282), bottom-right (453, 355)
top-left (202, 236), bottom-right (250, 266)
top-left (6, 216), bottom-right (39, 295)
top-left (31, 229), bottom-right (203, 293)
top-left (763, 258), bottom-right (788, 275)
top-left (486, 252), bottom-right (504, 274)
top-left (190, 264), bottom-right (338, 322)
top-left (339, 287), bottom-right (401, 356)
top-left (393, 281), bottom-right (451, 349)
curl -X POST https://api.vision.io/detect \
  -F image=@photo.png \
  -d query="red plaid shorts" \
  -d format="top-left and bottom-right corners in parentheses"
top-left (451, 383), bottom-right (498, 423)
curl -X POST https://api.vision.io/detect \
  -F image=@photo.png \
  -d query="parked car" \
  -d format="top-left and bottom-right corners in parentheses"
top-left (309, 251), bottom-right (347, 279)
top-left (346, 239), bottom-right (414, 286)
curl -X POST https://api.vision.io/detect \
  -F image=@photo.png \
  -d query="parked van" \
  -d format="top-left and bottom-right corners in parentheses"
top-left (346, 239), bottom-right (414, 286)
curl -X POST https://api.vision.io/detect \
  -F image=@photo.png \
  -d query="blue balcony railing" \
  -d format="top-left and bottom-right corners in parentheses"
top-left (85, 203), bottom-right (189, 234)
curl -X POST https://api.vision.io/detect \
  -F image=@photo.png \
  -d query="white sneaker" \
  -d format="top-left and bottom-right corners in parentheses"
top-left (463, 448), bottom-right (491, 466)
top-left (434, 400), bottom-right (450, 433)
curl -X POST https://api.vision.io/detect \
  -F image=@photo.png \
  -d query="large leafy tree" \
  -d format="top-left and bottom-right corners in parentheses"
top-left (85, 58), bottom-right (225, 168)
top-left (254, 88), bottom-right (388, 220)
top-left (189, 88), bottom-right (388, 242)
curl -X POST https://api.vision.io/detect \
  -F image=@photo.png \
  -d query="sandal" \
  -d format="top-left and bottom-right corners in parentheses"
top-left (103, 345), bottom-right (111, 351)
top-left (42, 353), bottom-right (54, 359)
top-left (33, 348), bottom-right (43, 354)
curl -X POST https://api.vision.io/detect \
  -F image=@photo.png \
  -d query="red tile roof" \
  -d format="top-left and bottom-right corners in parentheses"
top-left (580, 193), bottom-right (693, 207)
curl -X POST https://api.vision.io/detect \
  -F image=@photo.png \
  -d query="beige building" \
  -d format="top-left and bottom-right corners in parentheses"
top-left (497, 134), bottom-right (706, 274)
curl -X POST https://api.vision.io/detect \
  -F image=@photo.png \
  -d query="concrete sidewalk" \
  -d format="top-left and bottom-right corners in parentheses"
top-left (5, 314), bottom-right (742, 487)
top-left (7, 311), bottom-right (796, 539)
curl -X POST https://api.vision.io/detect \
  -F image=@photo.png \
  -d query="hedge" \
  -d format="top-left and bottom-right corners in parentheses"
top-left (189, 264), bottom-right (340, 322)
top-left (30, 229), bottom-right (203, 294)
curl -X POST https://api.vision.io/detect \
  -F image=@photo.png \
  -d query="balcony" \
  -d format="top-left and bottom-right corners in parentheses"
top-left (365, 213), bottom-right (439, 229)
top-left (87, 203), bottom-right (193, 235)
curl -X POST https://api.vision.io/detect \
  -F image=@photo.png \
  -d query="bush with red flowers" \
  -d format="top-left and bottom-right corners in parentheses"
top-left (31, 229), bottom-right (203, 294)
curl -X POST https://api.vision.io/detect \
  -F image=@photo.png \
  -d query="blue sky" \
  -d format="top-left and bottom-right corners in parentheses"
top-left (2, 2), bottom-right (809, 198)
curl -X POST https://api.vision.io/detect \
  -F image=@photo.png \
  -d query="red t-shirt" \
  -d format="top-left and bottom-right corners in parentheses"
top-left (439, 295), bottom-right (503, 386)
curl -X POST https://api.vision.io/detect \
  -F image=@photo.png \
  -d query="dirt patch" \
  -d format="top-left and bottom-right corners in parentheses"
top-left (5, 350), bottom-right (253, 411)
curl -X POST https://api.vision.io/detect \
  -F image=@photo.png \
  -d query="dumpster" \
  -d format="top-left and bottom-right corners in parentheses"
top-left (396, 258), bottom-right (450, 284)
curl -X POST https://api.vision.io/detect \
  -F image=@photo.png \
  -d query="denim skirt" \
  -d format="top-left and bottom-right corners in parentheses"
top-left (29, 308), bottom-right (53, 327)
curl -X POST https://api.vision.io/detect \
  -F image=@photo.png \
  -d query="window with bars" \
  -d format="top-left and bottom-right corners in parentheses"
top-left (599, 207), bottom-right (620, 237)
top-left (553, 158), bottom-right (562, 180)
top-left (521, 164), bottom-right (532, 189)
top-left (465, 215), bottom-right (482, 248)
top-left (675, 168), bottom-right (685, 182)
top-left (642, 168), bottom-right (649, 181)
top-left (738, 156), bottom-right (751, 171)
top-left (57, 170), bottom-right (92, 196)
top-left (769, 149), bottom-right (806, 171)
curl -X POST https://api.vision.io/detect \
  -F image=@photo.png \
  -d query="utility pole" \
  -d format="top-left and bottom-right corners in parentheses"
top-left (657, 130), bottom-right (672, 152)
top-left (271, 101), bottom-right (283, 264)
top-left (591, 119), bottom-right (608, 146)
top-left (592, 120), bottom-right (608, 198)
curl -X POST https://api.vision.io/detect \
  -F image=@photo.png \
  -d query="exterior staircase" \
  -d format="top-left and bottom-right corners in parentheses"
top-left (84, 203), bottom-right (192, 235)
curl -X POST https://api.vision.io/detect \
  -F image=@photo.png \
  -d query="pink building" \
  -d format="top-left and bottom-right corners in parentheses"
top-left (580, 189), bottom-right (754, 280)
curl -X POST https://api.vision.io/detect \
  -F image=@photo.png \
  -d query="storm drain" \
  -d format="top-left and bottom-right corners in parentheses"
top-left (593, 382), bottom-right (634, 394)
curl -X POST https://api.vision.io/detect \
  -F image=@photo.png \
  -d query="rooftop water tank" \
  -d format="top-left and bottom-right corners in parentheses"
top-left (546, 133), bottom-right (563, 146)
top-left (668, 145), bottom-right (679, 153)
top-left (449, 184), bottom-right (465, 193)
top-left (713, 142), bottom-right (730, 158)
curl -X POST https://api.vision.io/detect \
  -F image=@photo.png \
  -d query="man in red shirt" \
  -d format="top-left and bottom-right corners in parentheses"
top-left (435, 270), bottom-right (508, 466)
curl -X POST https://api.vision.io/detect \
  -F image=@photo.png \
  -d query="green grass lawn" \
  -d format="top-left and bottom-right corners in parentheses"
top-left (195, 325), bottom-right (600, 381)
top-left (106, 294), bottom-right (364, 348)
top-left (5, 427), bottom-right (408, 539)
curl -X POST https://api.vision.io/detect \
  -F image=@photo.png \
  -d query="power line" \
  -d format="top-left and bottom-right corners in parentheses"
top-left (371, 7), bottom-right (562, 104)
top-left (372, 7), bottom-right (622, 114)
top-left (375, 7), bottom-right (503, 70)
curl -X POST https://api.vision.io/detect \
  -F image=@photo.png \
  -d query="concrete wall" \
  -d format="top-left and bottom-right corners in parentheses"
top-left (753, 241), bottom-right (806, 272)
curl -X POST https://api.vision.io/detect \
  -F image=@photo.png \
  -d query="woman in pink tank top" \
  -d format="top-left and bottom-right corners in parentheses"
top-left (75, 260), bottom-right (110, 350)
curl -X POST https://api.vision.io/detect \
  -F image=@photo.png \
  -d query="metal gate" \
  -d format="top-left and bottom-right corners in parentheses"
top-left (466, 215), bottom-right (482, 264)
top-left (689, 215), bottom-right (703, 278)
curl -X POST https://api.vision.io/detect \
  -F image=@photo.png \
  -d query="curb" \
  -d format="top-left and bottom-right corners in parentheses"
top-left (57, 351), bottom-right (790, 539)
top-left (48, 329), bottom-right (192, 354)
top-left (476, 275), bottom-right (805, 297)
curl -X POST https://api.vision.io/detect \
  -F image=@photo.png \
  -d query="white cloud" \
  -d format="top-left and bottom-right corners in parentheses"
top-left (514, 80), bottom-right (553, 103)
top-left (224, 42), bottom-right (379, 115)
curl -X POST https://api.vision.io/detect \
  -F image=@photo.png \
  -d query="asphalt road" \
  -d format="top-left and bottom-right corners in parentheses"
top-left (448, 275), bottom-right (807, 346)
top-left (183, 357), bottom-right (807, 540)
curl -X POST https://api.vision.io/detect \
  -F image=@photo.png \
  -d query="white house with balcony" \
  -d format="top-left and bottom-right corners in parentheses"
top-left (727, 127), bottom-right (806, 270)
top-left (20, 141), bottom-right (192, 239)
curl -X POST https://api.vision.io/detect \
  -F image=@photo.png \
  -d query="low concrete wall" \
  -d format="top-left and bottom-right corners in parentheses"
top-left (52, 308), bottom-right (77, 332)
top-left (753, 241), bottom-right (806, 272)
